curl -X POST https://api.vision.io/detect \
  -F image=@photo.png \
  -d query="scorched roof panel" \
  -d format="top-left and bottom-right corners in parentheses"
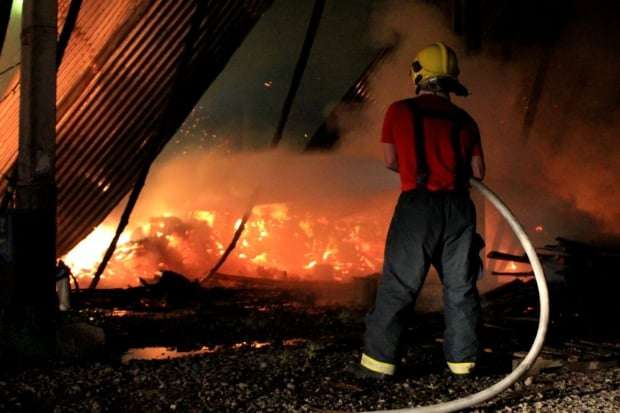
top-left (0, 0), bottom-right (273, 255)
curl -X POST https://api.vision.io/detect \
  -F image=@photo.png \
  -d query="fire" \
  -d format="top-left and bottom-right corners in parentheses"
top-left (322, 247), bottom-right (337, 261)
top-left (63, 225), bottom-right (130, 276)
top-left (298, 220), bottom-right (313, 237)
top-left (62, 202), bottom-right (387, 288)
top-left (165, 235), bottom-right (179, 248)
top-left (247, 218), bottom-right (269, 239)
top-left (251, 252), bottom-right (268, 264)
top-left (193, 210), bottom-right (215, 227)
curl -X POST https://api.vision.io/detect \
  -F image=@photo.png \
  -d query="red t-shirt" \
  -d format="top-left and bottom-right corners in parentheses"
top-left (381, 95), bottom-right (483, 191)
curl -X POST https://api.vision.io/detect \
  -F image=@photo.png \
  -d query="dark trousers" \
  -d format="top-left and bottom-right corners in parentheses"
top-left (364, 189), bottom-right (480, 366)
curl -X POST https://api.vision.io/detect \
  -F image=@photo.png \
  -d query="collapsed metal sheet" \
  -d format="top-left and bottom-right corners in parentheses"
top-left (0, 0), bottom-right (273, 255)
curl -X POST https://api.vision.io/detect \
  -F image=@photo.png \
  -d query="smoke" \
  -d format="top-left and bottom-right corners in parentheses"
top-left (335, 0), bottom-right (620, 242)
top-left (135, 149), bottom-right (397, 220)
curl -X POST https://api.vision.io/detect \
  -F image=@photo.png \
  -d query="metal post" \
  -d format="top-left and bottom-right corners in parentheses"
top-left (13, 0), bottom-right (57, 329)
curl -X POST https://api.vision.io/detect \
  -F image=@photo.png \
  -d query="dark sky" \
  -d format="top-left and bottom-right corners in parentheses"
top-left (165, 0), bottom-right (377, 157)
top-left (0, 1), bottom-right (21, 93)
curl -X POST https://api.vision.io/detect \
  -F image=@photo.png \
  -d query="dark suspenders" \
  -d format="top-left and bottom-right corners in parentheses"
top-left (409, 102), bottom-right (429, 186)
top-left (407, 100), bottom-right (468, 190)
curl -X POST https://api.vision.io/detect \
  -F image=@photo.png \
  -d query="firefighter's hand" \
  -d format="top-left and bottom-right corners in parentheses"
top-left (471, 156), bottom-right (485, 180)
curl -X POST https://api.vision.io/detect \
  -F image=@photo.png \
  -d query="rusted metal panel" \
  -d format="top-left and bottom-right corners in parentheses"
top-left (0, 0), bottom-right (273, 255)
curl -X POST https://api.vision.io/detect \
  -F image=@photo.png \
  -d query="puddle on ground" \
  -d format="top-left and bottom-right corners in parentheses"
top-left (283, 338), bottom-right (307, 346)
top-left (121, 346), bottom-right (220, 364)
top-left (111, 309), bottom-right (129, 317)
top-left (121, 338), bottom-right (308, 364)
top-left (231, 341), bottom-right (271, 349)
top-left (104, 308), bottom-right (197, 319)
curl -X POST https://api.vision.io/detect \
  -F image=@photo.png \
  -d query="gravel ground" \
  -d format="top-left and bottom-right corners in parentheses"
top-left (0, 285), bottom-right (618, 412)
top-left (0, 343), bottom-right (618, 412)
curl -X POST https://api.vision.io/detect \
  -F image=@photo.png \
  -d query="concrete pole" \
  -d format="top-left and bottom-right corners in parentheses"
top-left (13, 0), bottom-right (57, 329)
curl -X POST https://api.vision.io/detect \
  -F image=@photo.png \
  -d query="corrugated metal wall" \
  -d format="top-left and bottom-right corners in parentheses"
top-left (0, 0), bottom-right (273, 255)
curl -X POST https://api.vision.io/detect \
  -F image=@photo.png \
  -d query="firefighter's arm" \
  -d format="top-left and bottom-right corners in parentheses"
top-left (466, 118), bottom-right (484, 180)
top-left (471, 155), bottom-right (485, 180)
top-left (383, 143), bottom-right (399, 172)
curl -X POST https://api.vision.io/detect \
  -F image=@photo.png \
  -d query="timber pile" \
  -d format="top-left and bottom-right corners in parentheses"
top-left (487, 236), bottom-right (620, 336)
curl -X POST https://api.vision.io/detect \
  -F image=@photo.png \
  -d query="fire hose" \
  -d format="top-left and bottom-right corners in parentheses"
top-left (363, 179), bottom-right (550, 413)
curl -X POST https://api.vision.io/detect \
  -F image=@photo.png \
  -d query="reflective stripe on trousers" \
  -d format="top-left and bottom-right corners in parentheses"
top-left (361, 353), bottom-right (396, 375)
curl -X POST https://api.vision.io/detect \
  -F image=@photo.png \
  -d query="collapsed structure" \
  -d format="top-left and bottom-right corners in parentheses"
top-left (0, 0), bottom-right (273, 257)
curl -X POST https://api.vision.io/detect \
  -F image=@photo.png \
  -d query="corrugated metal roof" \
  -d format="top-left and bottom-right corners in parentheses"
top-left (0, 0), bottom-right (273, 255)
top-left (305, 47), bottom-right (393, 151)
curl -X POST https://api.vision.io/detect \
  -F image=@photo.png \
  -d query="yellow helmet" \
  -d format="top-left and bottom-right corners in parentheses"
top-left (411, 42), bottom-right (468, 96)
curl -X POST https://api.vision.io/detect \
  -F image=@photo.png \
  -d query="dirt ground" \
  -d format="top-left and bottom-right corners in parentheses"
top-left (0, 280), bottom-right (618, 412)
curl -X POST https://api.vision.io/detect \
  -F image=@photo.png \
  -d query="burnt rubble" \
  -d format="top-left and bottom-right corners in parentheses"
top-left (1, 266), bottom-right (618, 412)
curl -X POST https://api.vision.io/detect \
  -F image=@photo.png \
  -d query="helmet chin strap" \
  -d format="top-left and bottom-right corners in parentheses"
top-left (416, 77), bottom-right (450, 99)
top-left (416, 76), bottom-right (469, 98)
top-left (417, 88), bottom-right (450, 100)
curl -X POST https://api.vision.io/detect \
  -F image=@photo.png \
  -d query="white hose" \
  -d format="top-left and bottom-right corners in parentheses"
top-left (363, 179), bottom-right (550, 413)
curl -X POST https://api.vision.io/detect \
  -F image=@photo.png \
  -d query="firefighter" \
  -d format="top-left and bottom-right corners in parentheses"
top-left (358, 42), bottom-right (485, 378)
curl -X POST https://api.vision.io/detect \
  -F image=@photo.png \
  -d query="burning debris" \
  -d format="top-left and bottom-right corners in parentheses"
top-left (63, 202), bottom-right (386, 288)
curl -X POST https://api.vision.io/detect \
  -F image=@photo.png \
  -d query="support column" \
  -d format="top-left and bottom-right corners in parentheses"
top-left (13, 0), bottom-right (57, 331)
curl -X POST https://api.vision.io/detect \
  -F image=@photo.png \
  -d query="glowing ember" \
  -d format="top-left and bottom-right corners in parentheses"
top-left (535, 225), bottom-right (544, 232)
top-left (165, 235), bottom-right (179, 247)
top-left (322, 248), bottom-right (336, 261)
top-left (251, 252), bottom-right (268, 264)
top-left (193, 210), bottom-right (215, 227)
